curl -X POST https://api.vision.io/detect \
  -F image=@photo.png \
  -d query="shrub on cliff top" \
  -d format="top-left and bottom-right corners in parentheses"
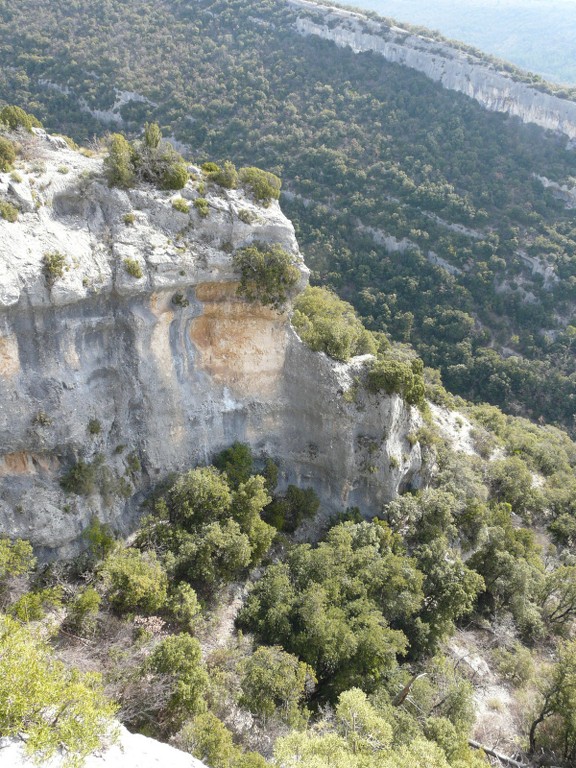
top-left (239, 166), bottom-right (281, 206)
top-left (105, 124), bottom-right (188, 191)
top-left (207, 159), bottom-right (238, 189)
top-left (233, 243), bottom-right (300, 310)
top-left (0, 615), bottom-right (116, 767)
top-left (366, 356), bottom-right (425, 406)
top-left (104, 133), bottom-right (135, 188)
top-left (292, 286), bottom-right (377, 362)
top-left (0, 105), bottom-right (42, 132)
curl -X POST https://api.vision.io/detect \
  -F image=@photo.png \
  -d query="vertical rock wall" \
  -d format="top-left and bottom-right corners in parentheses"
top-left (0, 134), bottom-right (423, 557)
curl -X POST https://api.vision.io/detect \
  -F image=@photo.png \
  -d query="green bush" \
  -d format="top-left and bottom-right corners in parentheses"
top-left (66, 586), bottom-right (101, 636)
top-left (176, 519), bottom-right (252, 587)
top-left (239, 166), bottom-right (281, 206)
top-left (264, 485), bottom-right (320, 533)
top-left (148, 633), bottom-right (208, 721)
top-left (172, 197), bottom-right (190, 213)
top-left (0, 615), bottom-right (116, 767)
top-left (0, 199), bottom-right (18, 222)
top-left (175, 712), bottom-right (236, 768)
top-left (292, 286), bottom-right (377, 362)
top-left (549, 513), bottom-right (576, 546)
top-left (493, 642), bottom-right (534, 686)
top-left (0, 105), bottom-right (41, 131)
top-left (169, 582), bottom-right (201, 633)
top-left (104, 133), bottom-right (135, 188)
top-left (238, 521), bottom-right (420, 696)
top-left (9, 587), bottom-right (62, 622)
top-left (60, 457), bottom-right (98, 495)
top-left (168, 466), bottom-right (233, 530)
top-left (193, 197), bottom-right (209, 217)
top-left (33, 411), bottom-right (52, 427)
top-left (123, 211), bottom-right (135, 225)
top-left (87, 418), bottom-right (102, 435)
top-left (43, 250), bottom-right (67, 286)
top-left (233, 243), bottom-right (300, 310)
top-left (0, 136), bottom-right (16, 172)
top-left (238, 208), bottom-right (256, 224)
top-left (366, 356), bottom-right (425, 406)
top-left (172, 292), bottom-right (190, 308)
top-left (240, 645), bottom-right (316, 726)
top-left (0, 537), bottom-right (35, 584)
top-left (213, 441), bottom-right (254, 489)
top-left (208, 159), bottom-right (238, 189)
top-left (82, 516), bottom-right (116, 560)
top-left (123, 258), bottom-right (143, 278)
top-left (100, 547), bottom-right (168, 614)
top-left (106, 125), bottom-right (188, 190)
top-left (161, 161), bottom-right (188, 190)
top-left (149, 463), bottom-right (275, 589)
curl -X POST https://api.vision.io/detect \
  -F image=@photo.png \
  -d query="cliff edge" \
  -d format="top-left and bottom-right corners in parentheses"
top-left (290, 0), bottom-right (576, 142)
top-left (0, 131), bottom-right (423, 557)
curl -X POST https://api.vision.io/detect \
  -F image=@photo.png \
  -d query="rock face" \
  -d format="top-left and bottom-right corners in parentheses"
top-left (0, 132), bottom-right (423, 557)
top-left (289, 0), bottom-right (576, 141)
top-left (0, 725), bottom-right (207, 768)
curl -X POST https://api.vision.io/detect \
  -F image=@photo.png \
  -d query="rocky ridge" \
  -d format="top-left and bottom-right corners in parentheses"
top-left (290, 0), bottom-right (576, 141)
top-left (0, 131), bottom-right (423, 557)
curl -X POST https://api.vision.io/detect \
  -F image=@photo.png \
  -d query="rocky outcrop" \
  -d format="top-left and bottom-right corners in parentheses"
top-left (289, 0), bottom-right (576, 141)
top-left (0, 725), bottom-right (207, 768)
top-left (0, 132), bottom-right (423, 557)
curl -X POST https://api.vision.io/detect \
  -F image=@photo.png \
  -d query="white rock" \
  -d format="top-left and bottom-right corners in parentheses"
top-left (0, 726), bottom-right (207, 768)
top-left (0, 133), bottom-right (424, 557)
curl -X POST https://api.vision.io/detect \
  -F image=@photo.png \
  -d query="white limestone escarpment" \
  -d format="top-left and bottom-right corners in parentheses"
top-left (0, 131), bottom-right (423, 557)
top-left (289, 0), bottom-right (576, 141)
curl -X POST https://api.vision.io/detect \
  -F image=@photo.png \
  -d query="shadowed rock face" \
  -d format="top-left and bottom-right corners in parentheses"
top-left (0, 132), bottom-right (423, 558)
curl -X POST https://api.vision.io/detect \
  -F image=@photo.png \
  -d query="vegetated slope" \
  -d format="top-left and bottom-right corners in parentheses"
top-left (3, 113), bottom-right (576, 768)
top-left (1, 0), bottom-right (576, 430)
top-left (5, 408), bottom-right (576, 767)
top-left (342, 0), bottom-right (576, 85)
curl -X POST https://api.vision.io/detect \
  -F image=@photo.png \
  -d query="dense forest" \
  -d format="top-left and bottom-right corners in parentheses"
top-left (3, 1), bottom-right (576, 766)
top-left (1, 0), bottom-right (576, 430)
top-left (2, 108), bottom-right (576, 762)
top-left (5, 413), bottom-right (576, 767)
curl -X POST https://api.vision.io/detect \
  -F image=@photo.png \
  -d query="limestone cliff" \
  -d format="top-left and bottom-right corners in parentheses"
top-left (289, 0), bottom-right (576, 141)
top-left (0, 131), bottom-right (423, 557)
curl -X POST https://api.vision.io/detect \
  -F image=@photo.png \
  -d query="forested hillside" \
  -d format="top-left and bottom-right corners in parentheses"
top-left (345, 0), bottom-right (576, 85)
top-left (2, 98), bottom-right (576, 767)
top-left (1, 0), bottom-right (576, 428)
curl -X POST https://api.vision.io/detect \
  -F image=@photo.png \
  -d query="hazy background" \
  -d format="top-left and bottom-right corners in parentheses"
top-left (345, 0), bottom-right (576, 84)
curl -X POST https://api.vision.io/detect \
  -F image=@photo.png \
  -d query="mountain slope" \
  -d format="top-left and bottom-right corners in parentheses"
top-left (1, 0), bottom-right (576, 428)
top-left (341, 0), bottom-right (576, 85)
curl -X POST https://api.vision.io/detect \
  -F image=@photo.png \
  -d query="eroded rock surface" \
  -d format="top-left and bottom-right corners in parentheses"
top-left (0, 132), bottom-right (423, 557)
